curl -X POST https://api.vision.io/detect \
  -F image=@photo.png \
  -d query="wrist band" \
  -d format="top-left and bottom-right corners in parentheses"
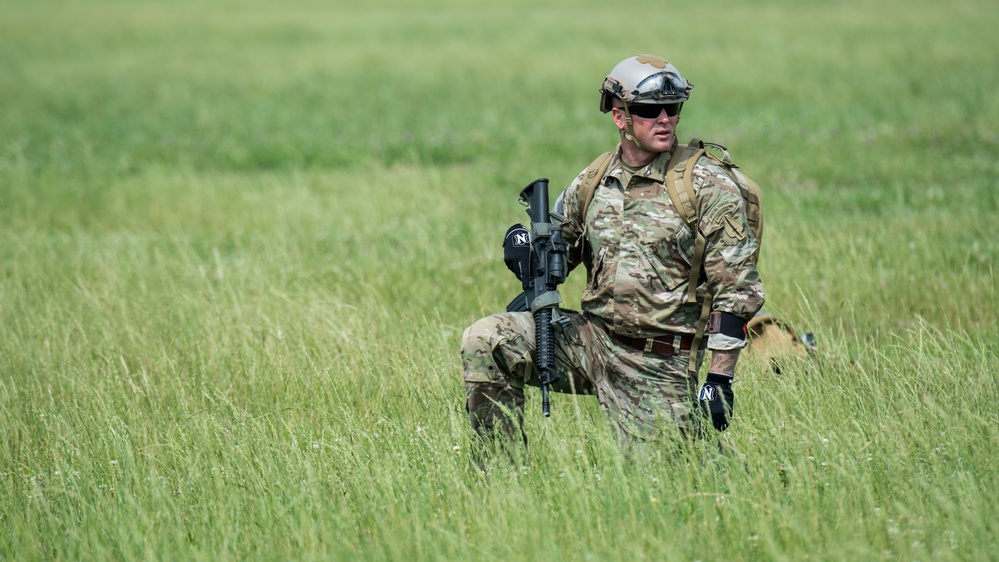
top-left (706, 372), bottom-right (733, 384)
top-left (708, 311), bottom-right (748, 340)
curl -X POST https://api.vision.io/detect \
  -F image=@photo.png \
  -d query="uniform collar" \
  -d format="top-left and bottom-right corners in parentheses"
top-left (607, 140), bottom-right (678, 184)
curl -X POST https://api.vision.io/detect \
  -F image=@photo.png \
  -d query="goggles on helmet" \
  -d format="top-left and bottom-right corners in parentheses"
top-left (630, 71), bottom-right (690, 103)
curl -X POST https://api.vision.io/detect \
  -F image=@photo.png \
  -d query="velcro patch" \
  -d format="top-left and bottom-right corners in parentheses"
top-left (703, 202), bottom-right (735, 234)
top-left (723, 215), bottom-right (746, 240)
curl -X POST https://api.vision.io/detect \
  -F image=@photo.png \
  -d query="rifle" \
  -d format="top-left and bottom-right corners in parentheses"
top-left (506, 178), bottom-right (568, 417)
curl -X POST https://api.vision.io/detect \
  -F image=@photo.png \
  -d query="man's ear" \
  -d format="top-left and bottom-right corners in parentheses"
top-left (610, 107), bottom-right (627, 130)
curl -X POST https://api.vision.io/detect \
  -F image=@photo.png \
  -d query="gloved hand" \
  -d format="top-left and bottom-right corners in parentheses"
top-left (503, 224), bottom-right (531, 281)
top-left (697, 373), bottom-right (735, 431)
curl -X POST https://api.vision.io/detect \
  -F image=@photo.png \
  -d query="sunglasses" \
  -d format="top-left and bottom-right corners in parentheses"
top-left (625, 103), bottom-right (681, 119)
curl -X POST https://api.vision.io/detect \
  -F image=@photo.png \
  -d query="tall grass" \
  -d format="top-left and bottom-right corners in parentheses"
top-left (2, 0), bottom-right (997, 560)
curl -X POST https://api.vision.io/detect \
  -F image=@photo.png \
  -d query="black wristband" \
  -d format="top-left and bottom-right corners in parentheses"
top-left (706, 372), bottom-right (733, 385)
top-left (708, 311), bottom-right (748, 340)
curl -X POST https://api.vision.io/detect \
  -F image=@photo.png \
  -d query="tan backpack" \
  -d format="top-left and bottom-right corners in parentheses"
top-left (744, 313), bottom-right (817, 373)
top-left (576, 138), bottom-right (764, 373)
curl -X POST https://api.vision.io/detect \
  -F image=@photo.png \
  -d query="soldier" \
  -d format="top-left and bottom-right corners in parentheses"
top-left (461, 54), bottom-right (765, 452)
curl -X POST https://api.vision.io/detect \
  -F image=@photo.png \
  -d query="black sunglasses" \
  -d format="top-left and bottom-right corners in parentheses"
top-left (626, 103), bottom-right (681, 119)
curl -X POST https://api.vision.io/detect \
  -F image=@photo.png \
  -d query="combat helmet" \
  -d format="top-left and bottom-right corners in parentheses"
top-left (599, 54), bottom-right (693, 113)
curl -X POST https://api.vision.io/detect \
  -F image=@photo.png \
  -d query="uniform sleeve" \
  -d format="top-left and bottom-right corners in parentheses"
top-left (694, 159), bottom-right (766, 326)
top-left (559, 169), bottom-right (588, 273)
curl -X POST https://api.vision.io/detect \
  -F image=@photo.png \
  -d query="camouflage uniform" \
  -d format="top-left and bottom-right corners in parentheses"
top-left (462, 142), bottom-right (765, 445)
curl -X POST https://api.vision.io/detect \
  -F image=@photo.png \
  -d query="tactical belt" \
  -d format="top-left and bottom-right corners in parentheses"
top-left (609, 332), bottom-right (700, 357)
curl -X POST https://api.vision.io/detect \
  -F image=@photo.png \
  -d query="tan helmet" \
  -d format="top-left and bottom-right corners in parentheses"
top-left (599, 54), bottom-right (693, 113)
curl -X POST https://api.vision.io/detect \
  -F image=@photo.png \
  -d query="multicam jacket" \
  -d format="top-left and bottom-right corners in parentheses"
top-left (559, 143), bottom-right (765, 340)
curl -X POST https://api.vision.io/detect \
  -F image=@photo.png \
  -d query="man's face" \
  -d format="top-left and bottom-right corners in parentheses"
top-left (612, 103), bottom-right (680, 154)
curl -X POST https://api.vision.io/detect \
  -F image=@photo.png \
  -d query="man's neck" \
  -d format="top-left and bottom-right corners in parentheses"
top-left (619, 143), bottom-right (667, 168)
top-left (619, 136), bottom-right (676, 167)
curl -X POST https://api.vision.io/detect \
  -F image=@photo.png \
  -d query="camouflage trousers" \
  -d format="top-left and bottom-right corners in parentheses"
top-left (461, 310), bottom-right (705, 447)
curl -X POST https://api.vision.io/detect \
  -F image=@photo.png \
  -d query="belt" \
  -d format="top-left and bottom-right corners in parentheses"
top-left (609, 332), bottom-right (698, 356)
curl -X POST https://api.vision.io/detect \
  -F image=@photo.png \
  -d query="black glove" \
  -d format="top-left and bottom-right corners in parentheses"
top-left (503, 224), bottom-right (531, 281)
top-left (697, 373), bottom-right (735, 431)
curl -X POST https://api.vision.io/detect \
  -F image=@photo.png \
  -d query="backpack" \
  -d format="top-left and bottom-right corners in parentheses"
top-left (576, 138), bottom-right (764, 373)
top-left (744, 313), bottom-right (817, 373)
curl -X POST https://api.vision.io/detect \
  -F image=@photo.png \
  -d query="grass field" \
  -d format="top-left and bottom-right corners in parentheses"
top-left (2, 0), bottom-right (997, 560)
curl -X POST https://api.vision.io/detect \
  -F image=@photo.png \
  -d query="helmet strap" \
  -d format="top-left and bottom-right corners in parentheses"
top-left (620, 105), bottom-right (639, 146)
top-left (619, 104), bottom-right (656, 154)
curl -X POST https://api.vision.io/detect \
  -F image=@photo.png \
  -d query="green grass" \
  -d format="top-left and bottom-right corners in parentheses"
top-left (2, 0), bottom-right (997, 560)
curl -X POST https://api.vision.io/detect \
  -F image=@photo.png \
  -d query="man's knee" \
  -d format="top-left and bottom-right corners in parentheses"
top-left (460, 314), bottom-right (532, 384)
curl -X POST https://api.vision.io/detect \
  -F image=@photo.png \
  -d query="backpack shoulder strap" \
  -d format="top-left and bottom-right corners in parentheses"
top-left (663, 138), bottom-right (705, 229)
top-left (575, 151), bottom-right (614, 281)
top-left (663, 138), bottom-right (707, 307)
top-left (664, 138), bottom-right (712, 375)
top-left (578, 151), bottom-right (614, 221)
